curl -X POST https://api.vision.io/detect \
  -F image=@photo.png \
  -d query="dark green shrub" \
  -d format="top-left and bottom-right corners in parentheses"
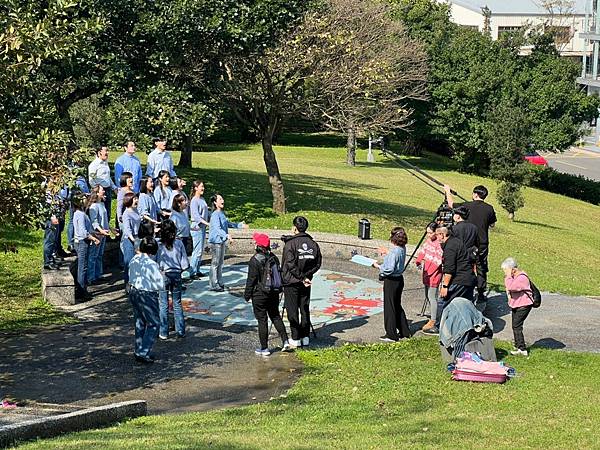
top-left (530, 166), bottom-right (600, 206)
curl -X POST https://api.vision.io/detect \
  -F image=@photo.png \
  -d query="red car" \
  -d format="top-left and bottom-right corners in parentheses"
top-left (524, 151), bottom-right (548, 167)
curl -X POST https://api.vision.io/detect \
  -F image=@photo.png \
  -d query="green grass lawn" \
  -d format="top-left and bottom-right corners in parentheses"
top-left (0, 227), bottom-right (74, 331)
top-left (18, 338), bottom-right (600, 449)
top-left (1, 134), bottom-right (598, 331)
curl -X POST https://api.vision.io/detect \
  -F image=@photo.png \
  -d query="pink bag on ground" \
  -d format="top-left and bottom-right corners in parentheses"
top-left (451, 353), bottom-right (511, 384)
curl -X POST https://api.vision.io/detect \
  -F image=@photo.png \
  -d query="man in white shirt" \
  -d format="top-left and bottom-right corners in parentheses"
top-left (146, 137), bottom-right (176, 180)
top-left (88, 146), bottom-right (118, 221)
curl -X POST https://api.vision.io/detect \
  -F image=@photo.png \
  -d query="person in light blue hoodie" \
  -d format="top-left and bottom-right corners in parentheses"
top-left (372, 227), bottom-right (411, 342)
top-left (208, 193), bottom-right (248, 291)
top-left (71, 194), bottom-right (100, 300)
top-left (189, 180), bottom-right (210, 279)
top-left (87, 185), bottom-right (113, 284)
top-left (120, 192), bottom-right (141, 289)
top-left (153, 170), bottom-right (173, 217)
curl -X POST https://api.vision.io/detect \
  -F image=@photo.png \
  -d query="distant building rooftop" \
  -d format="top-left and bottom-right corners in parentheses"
top-left (447, 0), bottom-right (587, 15)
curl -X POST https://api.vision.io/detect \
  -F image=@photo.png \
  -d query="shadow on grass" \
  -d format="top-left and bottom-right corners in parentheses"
top-left (531, 337), bottom-right (566, 350)
top-left (195, 143), bottom-right (255, 153)
top-left (175, 167), bottom-right (433, 225)
top-left (0, 226), bottom-right (41, 249)
top-left (513, 220), bottom-right (564, 230)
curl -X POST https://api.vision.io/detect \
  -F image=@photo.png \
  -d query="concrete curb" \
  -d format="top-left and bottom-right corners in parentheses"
top-left (0, 400), bottom-right (147, 447)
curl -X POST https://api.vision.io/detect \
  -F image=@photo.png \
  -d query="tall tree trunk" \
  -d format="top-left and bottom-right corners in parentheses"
top-left (179, 134), bottom-right (193, 168)
top-left (346, 126), bottom-right (356, 166)
top-left (262, 131), bottom-right (286, 214)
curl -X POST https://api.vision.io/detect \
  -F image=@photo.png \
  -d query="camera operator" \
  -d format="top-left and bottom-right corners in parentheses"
top-left (424, 226), bottom-right (477, 335)
top-left (443, 184), bottom-right (496, 306)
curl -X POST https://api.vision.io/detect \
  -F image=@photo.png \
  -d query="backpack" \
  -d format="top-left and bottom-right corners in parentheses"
top-left (526, 276), bottom-right (542, 308)
top-left (261, 254), bottom-right (283, 295)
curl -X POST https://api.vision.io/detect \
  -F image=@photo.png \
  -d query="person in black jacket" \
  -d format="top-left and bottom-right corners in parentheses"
top-left (281, 216), bottom-right (322, 348)
top-left (424, 226), bottom-right (477, 335)
top-left (244, 233), bottom-right (291, 356)
top-left (451, 206), bottom-right (479, 250)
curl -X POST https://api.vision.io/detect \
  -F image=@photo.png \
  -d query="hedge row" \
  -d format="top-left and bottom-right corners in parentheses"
top-left (531, 167), bottom-right (600, 206)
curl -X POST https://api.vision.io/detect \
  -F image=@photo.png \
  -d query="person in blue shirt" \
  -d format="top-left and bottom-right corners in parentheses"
top-left (114, 141), bottom-right (143, 193)
top-left (146, 137), bottom-right (176, 180)
top-left (170, 193), bottom-right (191, 254)
top-left (87, 186), bottom-right (113, 284)
top-left (128, 237), bottom-right (164, 364)
top-left (156, 220), bottom-right (189, 339)
top-left (116, 171), bottom-right (134, 229)
top-left (120, 192), bottom-right (141, 289)
top-left (208, 193), bottom-right (248, 291)
top-left (189, 180), bottom-right (210, 279)
top-left (153, 170), bottom-right (173, 216)
top-left (67, 173), bottom-right (90, 253)
top-left (372, 227), bottom-right (411, 342)
top-left (71, 194), bottom-right (100, 300)
top-left (138, 176), bottom-right (160, 225)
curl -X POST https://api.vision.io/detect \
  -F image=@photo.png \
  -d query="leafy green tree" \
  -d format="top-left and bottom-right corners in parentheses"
top-left (484, 104), bottom-right (532, 220)
top-left (105, 83), bottom-right (218, 162)
top-left (0, 0), bottom-right (100, 228)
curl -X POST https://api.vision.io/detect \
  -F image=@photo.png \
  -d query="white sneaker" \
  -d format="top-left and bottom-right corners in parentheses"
top-left (301, 337), bottom-right (310, 347)
top-left (288, 339), bottom-right (301, 349)
top-left (255, 348), bottom-right (271, 357)
top-left (510, 349), bottom-right (529, 356)
top-left (281, 341), bottom-right (293, 352)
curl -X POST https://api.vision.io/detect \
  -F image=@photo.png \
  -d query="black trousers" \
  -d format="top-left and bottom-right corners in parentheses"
top-left (476, 244), bottom-right (489, 303)
top-left (382, 276), bottom-right (410, 340)
top-left (435, 284), bottom-right (475, 328)
top-left (252, 295), bottom-right (288, 349)
top-left (284, 283), bottom-right (311, 340)
top-left (512, 305), bottom-right (532, 350)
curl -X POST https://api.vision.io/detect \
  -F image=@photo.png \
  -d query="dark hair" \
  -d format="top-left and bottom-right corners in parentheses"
top-left (71, 193), bottom-right (87, 211)
top-left (192, 180), bottom-right (204, 195)
top-left (123, 192), bottom-right (137, 209)
top-left (138, 219), bottom-right (155, 240)
top-left (119, 171), bottom-right (133, 188)
top-left (453, 205), bottom-right (470, 220)
top-left (426, 222), bottom-right (438, 232)
top-left (172, 193), bottom-right (186, 212)
top-left (95, 146), bottom-right (107, 156)
top-left (139, 237), bottom-right (158, 256)
top-left (153, 136), bottom-right (166, 144)
top-left (157, 170), bottom-right (170, 183)
top-left (169, 177), bottom-right (179, 191)
top-left (390, 227), bottom-right (408, 246)
top-left (160, 219), bottom-right (177, 250)
top-left (210, 192), bottom-right (222, 210)
top-left (473, 185), bottom-right (488, 200)
top-left (293, 216), bottom-right (309, 233)
top-left (140, 176), bottom-right (153, 194)
top-left (87, 185), bottom-right (104, 209)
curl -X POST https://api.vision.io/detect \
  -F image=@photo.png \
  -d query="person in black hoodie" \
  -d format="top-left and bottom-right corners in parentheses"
top-left (244, 233), bottom-right (291, 357)
top-left (424, 225), bottom-right (477, 335)
top-left (281, 216), bottom-right (322, 348)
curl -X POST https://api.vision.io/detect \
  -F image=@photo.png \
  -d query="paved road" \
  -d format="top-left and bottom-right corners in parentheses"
top-left (544, 149), bottom-right (600, 181)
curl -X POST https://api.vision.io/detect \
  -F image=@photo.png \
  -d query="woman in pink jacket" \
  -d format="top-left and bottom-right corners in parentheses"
top-left (415, 222), bottom-right (443, 331)
top-left (502, 257), bottom-right (534, 356)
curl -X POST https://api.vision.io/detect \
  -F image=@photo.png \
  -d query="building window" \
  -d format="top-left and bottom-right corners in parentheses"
top-left (547, 25), bottom-right (572, 44)
top-left (498, 26), bottom-right (522, 37)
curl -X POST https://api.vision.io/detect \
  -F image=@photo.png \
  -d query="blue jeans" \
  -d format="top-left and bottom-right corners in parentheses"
top-left (190, 227), bottom-right (206, 276)
top-left (209, 242), bottom-right (226, 289)
top-left (129, 288), bottom-right (160, 357)
top-left (435, 284), bottom-right (475, 328)
top-left (159, 271), bottom-right (185, 337)
top-left (67, 208), bottom-right (74, 248)
top-left (74, 240), bottom-right (90, 293)
top-left (43, 220), bottom-right (57, 265)
top-left (87, 237), bottom-right (105, 283)
top-left (120, 239), bottom-right (136, 284)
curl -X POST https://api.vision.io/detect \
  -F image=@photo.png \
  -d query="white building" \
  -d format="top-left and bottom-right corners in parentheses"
top-left (438, 0), bottom-right (588, 56)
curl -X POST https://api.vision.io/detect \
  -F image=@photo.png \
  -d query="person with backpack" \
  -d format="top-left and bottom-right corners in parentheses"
top-left (244, 233), bottom-right (292, 356)
top-left (156, 219), bottom-right (189, 339)
top-left (281, 216), bottom-right (322, 348)
top-left (501, 257), bottom-right (536, 356)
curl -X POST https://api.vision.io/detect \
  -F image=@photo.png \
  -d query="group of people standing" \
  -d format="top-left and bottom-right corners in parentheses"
top-left (376, 184), bottom-right (535, 356)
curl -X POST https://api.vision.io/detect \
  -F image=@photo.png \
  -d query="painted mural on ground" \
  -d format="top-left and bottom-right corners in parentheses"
top-left (180, 264), bottom-right (383, 327)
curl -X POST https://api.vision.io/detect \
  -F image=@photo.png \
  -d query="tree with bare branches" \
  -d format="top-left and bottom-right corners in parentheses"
top-left (305, 0), bottom-right (428, 166)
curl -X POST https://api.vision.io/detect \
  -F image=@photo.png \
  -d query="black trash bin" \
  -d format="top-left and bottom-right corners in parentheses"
top-left (358, 218), bottom-right (371, 240)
